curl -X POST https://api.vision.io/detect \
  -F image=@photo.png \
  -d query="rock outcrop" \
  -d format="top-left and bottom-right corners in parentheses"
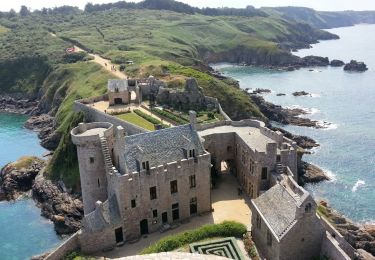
top-left (25, 114), bottom-right (60, 150)
top-left (293, 91), bottom-right (310, 97)
top-left (0, 157), bottom-right (45, 200)
top-left (319, 202), bottom-right (375, 257)
top-left (272, 127), bottom-right (319, 150)
top-left (250, 95), bottom-right (322, 128)
top-left (249, 88), bottom-right (271, 94)
top-left (302, 55), bottom-right (330, 66)
top-left (344, 60), bottom-right (368, 72)
top-left (32, 174), bottom-right (83, 235)
top-left (298, 161), bottom-right (330, 184)
top-left (0, 94), bottom-right (39, 115)
top-left (330, 59), bottom-right (345, 67)
top-left (0, 157), bottom-right (83, 235)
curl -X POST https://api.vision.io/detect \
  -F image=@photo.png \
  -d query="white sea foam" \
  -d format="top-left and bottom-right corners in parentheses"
top-left (310, 93), bottom-right (321, 98)
top-left (316, 120), bottom-right (338, 130)
top-left (352, 180), bottom-right (366, 192)
top-left (322, 168), bottom-right (337, 182)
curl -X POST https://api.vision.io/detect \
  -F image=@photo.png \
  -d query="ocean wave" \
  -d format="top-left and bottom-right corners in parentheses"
top-left (322, 168), bottom-right (337, 182)
top-left (352, 180), bottom-right (366, 192)
top-left (286, 105), bottom-right (320, 116)
top-left (317, 121), bottom-right (338, 130)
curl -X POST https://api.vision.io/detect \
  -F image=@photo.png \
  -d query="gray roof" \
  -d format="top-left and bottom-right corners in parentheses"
top-left (252, 184), bottom-right (298, 238)
top-left (108, 79), bottom-right (128, 92)
top-left (123, 124), bottom-right (205, 173)
top-left (83, 194), bottom-right (121, 232)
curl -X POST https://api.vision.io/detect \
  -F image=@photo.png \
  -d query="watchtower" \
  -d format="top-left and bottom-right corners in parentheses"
top-left (71, 122), bottom-right (114, 214)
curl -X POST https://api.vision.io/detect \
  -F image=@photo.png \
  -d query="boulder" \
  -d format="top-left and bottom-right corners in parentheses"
top-left (344, 60), bottom-right (368, 72)
top-left (293, 91), bottom-right (310, 97)
top-left (330, 59), bottom-right (345, 67)
top-left (276, 93), bottom-right (286, 96)
top-left (298, 161), bottom-right (330, 184)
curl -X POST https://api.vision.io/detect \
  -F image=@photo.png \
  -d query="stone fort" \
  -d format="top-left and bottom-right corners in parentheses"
top-left (60, 78), bottom-right (355, 260)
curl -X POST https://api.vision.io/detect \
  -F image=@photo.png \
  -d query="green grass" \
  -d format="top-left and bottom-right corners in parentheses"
top-left (116, 112), bottom-right (155, 131)
top-left (140, 221), bottom-right (247, 254)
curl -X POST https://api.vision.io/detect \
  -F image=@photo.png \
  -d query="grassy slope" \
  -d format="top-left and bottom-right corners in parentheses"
top-left (0, 9), bottom-right (330, 188)
top-left (45, 62), bottom-right (114, 189)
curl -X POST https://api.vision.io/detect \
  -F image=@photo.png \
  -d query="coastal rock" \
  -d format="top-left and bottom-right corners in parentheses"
top-left (276, 93), bottom-right (286, 96)
top-left (344, 60), bottom-right (368, 72)
top-left (0, 157), bottom-right (45, 200)
top-left (0, 94), bottom-right (39, 115)
top-left (25, 114), bottom-right (54, 131)
top-left (293, 91), bottom-right (310, 97)
top-left (302, 55), bottom-right (330, 66)
top-left (249, 95), bottom-right (322, 128)
top-left (25, 114), bottom-right (60, 150)
top-left (271, 127), bottom-right (319, 149)
top-left (298, 161), bottom-right (330, 185)
top-left (250, 88), bottom-right (271, 94)
top-left (32, 174), bottom-right (83, 235)
top-left (318, 202), bottom-right (375, 257)
top-left (330, 59), bottom-right (345, 67)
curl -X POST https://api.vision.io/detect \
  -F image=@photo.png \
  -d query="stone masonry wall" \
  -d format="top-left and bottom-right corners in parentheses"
top-left (45, 231), bottom-right (80, 260)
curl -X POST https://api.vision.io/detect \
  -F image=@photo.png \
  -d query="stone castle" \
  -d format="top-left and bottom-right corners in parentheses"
top-left (56, 78), bottom-right (355, 260)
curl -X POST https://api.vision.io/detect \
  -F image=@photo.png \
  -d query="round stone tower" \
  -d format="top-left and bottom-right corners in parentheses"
top-left (71, 122), bottom-right (114, 214)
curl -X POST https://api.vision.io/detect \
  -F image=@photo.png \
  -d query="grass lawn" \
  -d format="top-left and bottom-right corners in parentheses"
top-left (116, 112), bottom-right (155, 131)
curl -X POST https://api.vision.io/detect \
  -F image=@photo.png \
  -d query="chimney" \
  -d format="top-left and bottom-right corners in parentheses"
top-left (189, 110), bottom-right (197, 131)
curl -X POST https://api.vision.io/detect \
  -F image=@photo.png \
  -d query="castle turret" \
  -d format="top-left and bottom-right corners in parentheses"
top-left (71, 122), bottom-right (114, 214)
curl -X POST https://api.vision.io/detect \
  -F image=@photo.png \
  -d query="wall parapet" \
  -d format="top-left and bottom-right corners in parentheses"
top-left (44, 231), bottom-right (80, 260)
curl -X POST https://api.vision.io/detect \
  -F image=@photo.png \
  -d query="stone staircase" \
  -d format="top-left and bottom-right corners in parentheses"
top-left (99, 134), bottom-right (117, 175)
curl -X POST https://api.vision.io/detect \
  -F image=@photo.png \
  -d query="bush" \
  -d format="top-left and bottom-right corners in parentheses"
top-left (63, 52), bottom-right (87, 63)
top-left (133, 109), bottom-right (169, 128)
top-left (151, 108), bottom-right (188, 125)
top-left (141, 221), bottom-right (246, 254)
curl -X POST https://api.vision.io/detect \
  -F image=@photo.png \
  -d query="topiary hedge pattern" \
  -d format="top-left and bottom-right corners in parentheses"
top-left (140, 221), bottom-right (247, 254)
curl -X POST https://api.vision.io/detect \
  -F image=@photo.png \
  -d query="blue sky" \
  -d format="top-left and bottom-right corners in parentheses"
top-left (1, 0), bottom-right (375, 12)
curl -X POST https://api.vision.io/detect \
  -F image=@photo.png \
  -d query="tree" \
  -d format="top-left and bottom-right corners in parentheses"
top-left (7, 9), bottom-right (17, 18)
top-left (20, 6), bottom-right (30, 16)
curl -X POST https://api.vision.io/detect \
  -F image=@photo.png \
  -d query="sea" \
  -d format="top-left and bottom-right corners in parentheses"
top-left (0, 113), bottom-right (61, 260)
top-left (214, 24), bottom-right (375, 225)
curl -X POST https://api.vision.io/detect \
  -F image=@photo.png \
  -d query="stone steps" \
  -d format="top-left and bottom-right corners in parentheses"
top-left (99, 135), bottom-right (115, 175)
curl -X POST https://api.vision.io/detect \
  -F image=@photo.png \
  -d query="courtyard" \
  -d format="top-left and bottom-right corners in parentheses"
top-left (96, 173), bottom-right (252, 259)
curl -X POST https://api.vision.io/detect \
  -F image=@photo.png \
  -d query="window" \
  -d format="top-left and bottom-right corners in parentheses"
top-left (189, 175), bottom-right (196, 188)
top-left (276, 155), bottom-right (281, 162)
top-left (261, 167), bottom-right (268, 180)
top-left (256, 214), bottom-right (261, 229)
top-left (97, 178), bottom-right (100, 188)
top-left (150, 186), bottom-right (157, 200)
top-left (170, 180), bottom-right (178, 194)
top-left (115, 87), bottom-right (119, 93)
top-left (131, 199), bottom-right (136, 208)
top-left (172, 203), bottom-right (179, 220)
top-left (152, 209), bottom-right (158, 218)
top-left (90, 157), bottom-right (95, 164)
top-left (267, 231), bottom-right (273, 246)
top-left (142, 161), bottom-right (150, 171)
top-left (189, 149), bottom-right (196, 158)
top-left (305, 203), bottom-right (312, 213)
top-left (190, 197), bottom-right (197, 215)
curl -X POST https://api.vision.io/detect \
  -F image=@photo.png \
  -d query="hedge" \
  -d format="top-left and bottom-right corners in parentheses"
top-left (140, 221), bottom-right (247, 254)
top-left (151, 108), bottom-right (189, 125)
top-left (133, 109), bottom-right (169, 128)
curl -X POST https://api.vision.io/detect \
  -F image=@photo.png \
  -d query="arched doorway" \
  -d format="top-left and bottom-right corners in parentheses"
top-left (140, 219), bottom-right (149, 235)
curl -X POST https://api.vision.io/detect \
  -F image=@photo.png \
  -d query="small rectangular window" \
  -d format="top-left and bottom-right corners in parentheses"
top-left (90, 157), bottom-right (95, 163)
top-left (256, 214), bottom-right (261, 229)
top-left (189, 175), bottom-right (196, 188)
top-left (276, 155), bottom-right (281, 162)
top-left (131, 199), bottom-right (136, 208)
top-left (142, 161), bottom-right (150, 171)
top-left (170, 180), bottom-right (178, 194)
top-left (261, 167), bottom-right (268, 180)
top-left (153, 209), bottom-right (158, 218)
top-left (150, 186), bottom-right (157, 200)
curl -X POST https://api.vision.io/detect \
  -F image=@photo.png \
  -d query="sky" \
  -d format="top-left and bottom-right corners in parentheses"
top-left (1, 0), bottom-right (375, 12)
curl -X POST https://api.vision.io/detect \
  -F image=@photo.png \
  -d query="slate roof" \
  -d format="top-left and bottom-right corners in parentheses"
top-left (252, 183), bottom-right (298, 239)
top-left (83, 194), bottom-right (121, 232)
top-left (123, 124), bottom-right (205, 173)
top-left (108, 79), bottom-right (128, 92)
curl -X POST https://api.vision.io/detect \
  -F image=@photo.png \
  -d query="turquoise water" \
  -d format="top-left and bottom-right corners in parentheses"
top-left (0, 112), bottom-right (61, 259)
top-left (215, 24), bottom-right (375, 224)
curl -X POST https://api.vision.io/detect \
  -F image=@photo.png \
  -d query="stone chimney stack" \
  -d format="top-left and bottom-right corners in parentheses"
top-left (189, 110), bottom-right (197, 131)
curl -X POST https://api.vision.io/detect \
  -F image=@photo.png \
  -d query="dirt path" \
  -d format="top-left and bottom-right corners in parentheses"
top-left (50, 32), bottom-right (127, 79)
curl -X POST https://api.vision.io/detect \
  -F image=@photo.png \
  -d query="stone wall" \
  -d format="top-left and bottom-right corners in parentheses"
top-left (79, 227), bottom-right (116, 253)
top-left (74, 101), bottom-right (148, 135)
top-left (45, 231), bottom-right (80, 260)
top-left (321, 231), bottom-right (351, 260)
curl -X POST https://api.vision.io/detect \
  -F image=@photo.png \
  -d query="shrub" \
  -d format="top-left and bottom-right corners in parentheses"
top-left (151, 108), bottom-right (188, 125)
top-left (141, 221), bottom-right (246, 254)
top-left (133, 109), bottom-right (169, 128)
top-left (63, 52), bottom-right (87, 63)
top-left (243, 232), bottom-right (258, 259)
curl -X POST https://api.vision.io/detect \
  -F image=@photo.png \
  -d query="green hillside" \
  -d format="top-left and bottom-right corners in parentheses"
top-left (0, 3), bottom-right (339, 189)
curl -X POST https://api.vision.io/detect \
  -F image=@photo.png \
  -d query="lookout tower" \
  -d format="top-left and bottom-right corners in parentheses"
top-left (71, 122), bottom-right (114, 214)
